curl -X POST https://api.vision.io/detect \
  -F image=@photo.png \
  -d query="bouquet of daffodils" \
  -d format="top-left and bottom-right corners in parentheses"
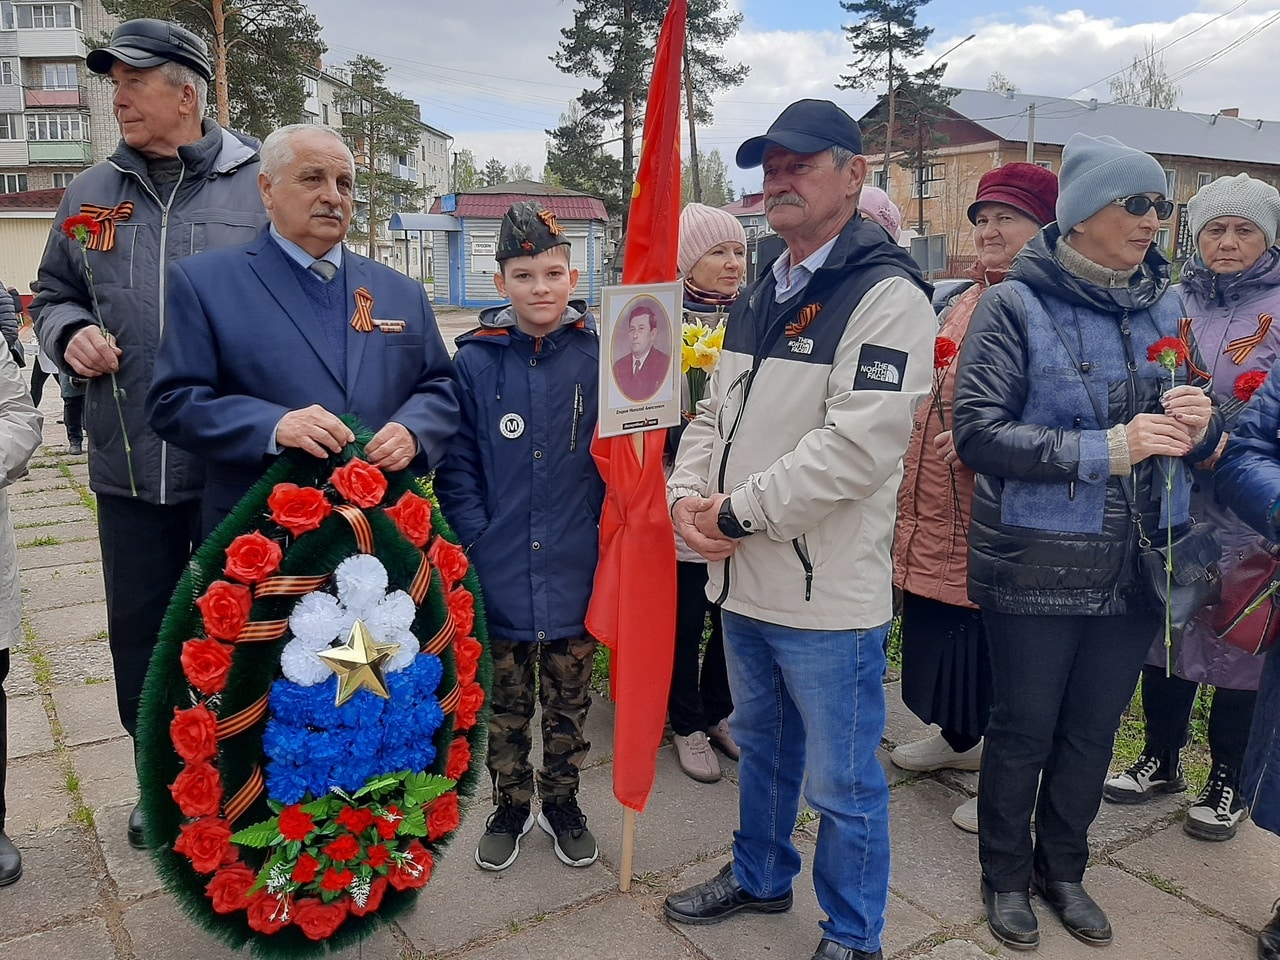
top-left (680, 321), bottom-right (724, 417)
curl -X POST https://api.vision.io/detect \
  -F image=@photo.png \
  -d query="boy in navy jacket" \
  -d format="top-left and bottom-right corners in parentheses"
top-left (435, 201), bottom-right (604, 871)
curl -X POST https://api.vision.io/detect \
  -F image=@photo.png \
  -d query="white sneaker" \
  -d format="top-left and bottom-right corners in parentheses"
top-left (952, 795), bottom-right (979, 834)
top-left (1184, 764), bottom-right (1246, 841)
top-left (890, 733), bottom-right (983, 772)
top-left (673, 731), bottom-right (722, 783)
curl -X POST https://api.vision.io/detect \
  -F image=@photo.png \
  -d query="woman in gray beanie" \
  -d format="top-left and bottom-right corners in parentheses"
top-left (1105, 173), bottom-right (1280, 842)
top-left (951, 133), bottom-right (1221, 950)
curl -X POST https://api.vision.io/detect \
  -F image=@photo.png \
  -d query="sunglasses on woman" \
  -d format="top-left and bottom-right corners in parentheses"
top-left (1110, 195), bottom-right (1175, 219)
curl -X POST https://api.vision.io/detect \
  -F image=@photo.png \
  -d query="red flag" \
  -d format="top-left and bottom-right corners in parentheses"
top-left (585, 0), bottom-right (685, 813)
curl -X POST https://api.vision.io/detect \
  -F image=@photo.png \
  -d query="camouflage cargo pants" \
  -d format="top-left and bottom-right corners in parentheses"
top-left (487, 635), bottom-right (597, 805)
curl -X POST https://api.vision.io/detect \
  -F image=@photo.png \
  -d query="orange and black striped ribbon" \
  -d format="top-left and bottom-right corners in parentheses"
top-left (216, 694), bottom-right (269, 740)
top-left (350, 287), bottom-right (375, 333)
top-left (223, 765), bottom-right (264, 824)
top-left (438, 682), bottom-right (460, 715)
top-left (236, 620), bottom-right (289, 643)
top-left (78, 201), bottom-right (133, 251)
top-left (335, 504), bottom-right (374, 553)
top-left (1224, 313), bottom-right (1272, 365)
top-left (408, 550), bottom-right (432, 605)
top-left (422, 611), bottom-right (455, 656)
top-left (785, 302), bottom-right (821, 338)
top-left (254, 574), bottom-right (330, 599)
top-left (1177, 318), bottom-right (1212, 381)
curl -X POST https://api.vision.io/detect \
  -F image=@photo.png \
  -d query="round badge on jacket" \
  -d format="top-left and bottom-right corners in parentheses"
top-left (499, 413), bottom-right (524, 439)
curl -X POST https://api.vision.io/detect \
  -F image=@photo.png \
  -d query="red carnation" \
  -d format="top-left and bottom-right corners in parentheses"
top-left (374, 804), bottom-right (401, 840)
top-left (446, 736), bottom-right (471, 782)
top-left (169, 759), bottom-right (223, 818)
top-left (170, 704), bottom-right (219, 763)
top-left (173, 816), bottom-right (234, 874)
top-left (61, 213), bottom-right (101, 242)
top-left (292, 852), bottom-right (320, 884)
top-left (336, 805), bottom-right (376, 835)
top-left (246, 891), bottom-right (291, 934)
top-left (320, 866), bottom-right (355, 892)
top-left (349, 876), bottom-right (388, 918)
top-left (446, 586), bottom-right (475, 637)
top-left (268, 483), bottom-right (333, 537)
top-left (454, 635), bottom-right (482, 686)
top-left (278, 804), bottom-right (315, 842)
top-left (224, 531), bottom-right (283, 584)
top-left (1147, 336), bottom-right (1188, 372)
top-left (1234, 369), bottom-right (1268, 403)
top-left (195, 580), bottom-right (253, 641)
top-left (293, 896), bottom-right (350, 940)
top-left (426, 791), bottom-right (461, 841)
top-left (454, 681), bottom-right (485, 731)
top-left (430, 537), bottom-right (470, 592)
top-left (387, 840), bottom-right (433, 891)
top-left (384, 490), bottom-right (434, 547)
top-left (323, 833), bottom-right (360, 863)
top-left (330, 458), bottom-right (387, 508)
top-left (206, 864), bottom-right (257, 915)
top-left (364, 843), bottom-right (391, 869)
top-left (180, 638), bottom-right (234, 695)
top-left (934, 336), bottom-right (959, 369)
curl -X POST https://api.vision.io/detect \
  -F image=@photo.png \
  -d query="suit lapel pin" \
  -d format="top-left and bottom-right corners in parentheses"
top-left (350, 287), bottom-right (375, 333)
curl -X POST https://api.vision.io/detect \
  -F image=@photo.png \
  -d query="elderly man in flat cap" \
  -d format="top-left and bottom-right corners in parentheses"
top-left (33, 18), bottom-right (268, 851)
top-left (664, 99), bottom-right (936, 960)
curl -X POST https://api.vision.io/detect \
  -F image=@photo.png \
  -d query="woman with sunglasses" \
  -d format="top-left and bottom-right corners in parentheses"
top-left (952, 134), bottom-right (1220, 951)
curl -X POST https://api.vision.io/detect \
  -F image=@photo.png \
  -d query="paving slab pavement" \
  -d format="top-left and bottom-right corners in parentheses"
top-left (0, 409), bottom-right (1272, 960)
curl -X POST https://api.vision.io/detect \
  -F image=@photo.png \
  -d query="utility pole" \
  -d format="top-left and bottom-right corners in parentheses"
top-left (683, 43), bottom-right (701, 203)
top-left (1025, 101), bottom-right (1036, 163)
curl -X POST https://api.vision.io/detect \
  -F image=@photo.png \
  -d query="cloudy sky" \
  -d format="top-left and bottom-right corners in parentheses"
top-left (301, 0), bottom-right (1280, 192)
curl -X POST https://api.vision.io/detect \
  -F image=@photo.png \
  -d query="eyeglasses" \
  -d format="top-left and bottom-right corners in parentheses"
top-left (1110, 195), bottom-right (1174, 220)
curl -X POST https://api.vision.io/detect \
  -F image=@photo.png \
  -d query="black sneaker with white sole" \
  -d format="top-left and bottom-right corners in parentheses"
top-left (1102, 752), bottom-right (1186, 804)
top-left (475, 798), bottom-right (535, 871)
top-left (1184, 763), bottom-right (1247, 841)
top-left (537, 795), bottom-right (598, 867)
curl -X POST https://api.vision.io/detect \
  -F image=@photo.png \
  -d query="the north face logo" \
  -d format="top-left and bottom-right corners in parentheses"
top-left (852, 344), bottom-right (908, 392)
top-left (859, 360), bottom-right (900, 384)
top-left (790, 337), bottom-right (814, 355)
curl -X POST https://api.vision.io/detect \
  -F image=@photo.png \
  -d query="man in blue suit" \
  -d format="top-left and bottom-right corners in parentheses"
top-left (147, 124), bottom-right (458, 534)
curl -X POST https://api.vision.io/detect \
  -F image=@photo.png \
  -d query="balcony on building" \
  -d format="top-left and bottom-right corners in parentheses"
top-left (3, 2), bottom-right (87, 59)
top-left (24, 85), bottom-right (84, 108)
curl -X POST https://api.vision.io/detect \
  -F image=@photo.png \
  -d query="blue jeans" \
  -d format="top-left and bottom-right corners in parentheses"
top-left (722, 610), bottom-right (890, 953)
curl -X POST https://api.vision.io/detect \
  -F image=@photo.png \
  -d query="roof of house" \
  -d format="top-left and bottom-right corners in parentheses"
top-left (721, 192), bottom-right (764, 216)
top-left (0, 187), bottom-right (65, 213)
top-left (428, 180), bottom-right (608, 221)
top-left (931, 89), bottom-right (1280, 166)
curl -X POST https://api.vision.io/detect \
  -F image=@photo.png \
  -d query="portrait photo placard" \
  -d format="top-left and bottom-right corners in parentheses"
top-left (598, 281), bottom-right (682, 438)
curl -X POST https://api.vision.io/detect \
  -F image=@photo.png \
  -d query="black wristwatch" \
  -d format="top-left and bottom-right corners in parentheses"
top-left (717, 497), bottom-right (753, 539)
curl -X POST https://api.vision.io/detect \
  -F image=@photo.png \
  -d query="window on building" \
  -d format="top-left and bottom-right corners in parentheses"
top-left (910, 163), bottom-right (944, 199)
top-left (304, 76), bottom-right (317, 98)
top-left (872, 169), bottom-right (890, 191)
top-left (1034, 160), bottom-right (1053, 171)
top-left (17, 4), bottom-right (79, 28)
top-left (51, 171), bottom-right (75, 187)
top-left (0, 62), bottom-right (15, 86)
top-left (321, 103), bottom-right (329, 125)
top-left (42, 63), bottom-right (77, 90)
top-left (1163, 168), bottom-right (1177, 198)
top-left (1156, 227), bottom-right (1171, 254)
top-left (1197, 172), bottom-right (1213, 189)
top-left (27, 112), bottom-right (89, 141)
top-left (0, 173), bottom-right (28, 193)
top-left (0, 114), bottom-right (22, 140)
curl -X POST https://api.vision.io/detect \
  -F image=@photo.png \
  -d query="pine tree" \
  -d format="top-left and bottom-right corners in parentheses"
top-left (681, 0), bottom-right (748, 203)
top-left (481, 157), bottom-right (508, 187)
top-left (101, 0), bottom-right (324, 140)
top-left (544, 105), bottom-right (626, 217)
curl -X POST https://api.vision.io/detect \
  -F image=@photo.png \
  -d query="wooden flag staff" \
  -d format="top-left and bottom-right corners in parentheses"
top-left (618, 430), bottom-right (645, 893)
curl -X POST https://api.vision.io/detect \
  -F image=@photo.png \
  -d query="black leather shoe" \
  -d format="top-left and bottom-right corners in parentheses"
top-left (1033, 877), bottom-right (1112, 946)
top-left (0, 832), bottom-right (22, 886)
top-left (982, 878), bottom-right (1040, 950)
top-left (1258, 901), bottom-right (1280, 960)
top-left (811, 937), bottom-right (882, 960)
top-left (664, 862), bottom-right (792, 925)
top-left (127, 804), bottom-right (148, 850)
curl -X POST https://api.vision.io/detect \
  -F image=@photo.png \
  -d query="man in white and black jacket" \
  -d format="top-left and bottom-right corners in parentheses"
top-left (662, 100), bottom-right (935, 960)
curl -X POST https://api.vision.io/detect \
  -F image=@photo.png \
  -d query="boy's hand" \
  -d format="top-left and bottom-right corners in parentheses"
top-left (673, 494), bottom-right (738, 562)
top-left (366, 422), bottom-right (417, 472)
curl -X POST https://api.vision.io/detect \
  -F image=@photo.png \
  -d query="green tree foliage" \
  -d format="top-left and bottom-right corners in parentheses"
top-left (544, 105), bottom-right (626, 217)
top-left (452, 148), bottom-right (480, 191)
top-left (507, 161), bottom-right (534, 182)
top-left (334, 56), bottom-right (427, 256)
top-left (681, 149), bottom-right (732, 208)
top-left (987, 70), bottom-right (1017, 94)
top-left (1109, 39), bottom-right (1180, 110)
top-left (101, 0), bottom-right (324, 140)
top-left (481, 157), bottom-right (508, 187)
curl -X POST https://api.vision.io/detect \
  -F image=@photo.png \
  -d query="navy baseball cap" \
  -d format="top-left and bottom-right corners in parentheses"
top-left (736, 99), bottom-right (864, 169)
top-left (87, 19), bottom-right (213, 82)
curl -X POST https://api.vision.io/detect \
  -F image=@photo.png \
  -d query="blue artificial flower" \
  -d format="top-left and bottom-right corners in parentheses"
top-left (265, 759), bottom-right (311, 805)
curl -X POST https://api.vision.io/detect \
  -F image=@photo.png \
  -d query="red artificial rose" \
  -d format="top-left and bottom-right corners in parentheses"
top-left (1147, 336), bottom-right (1189, 370)
top-left (374, 803), bottom-right (401, 840)
top-left (1235, 369), bottom-right (1268, 403)
top-left (387, 840), bottom-right (433, 891)
top-left (278, 804), bottom-right (315, 842)
top-left (934, 336), bottom-right (959, 369)
top-left (454, 635), bottom-right (481, 686)
top-left (336, 805), bottom-right (375, 835)
top-left (206, 864), bottom-right (257, 914)
top-left (292, 852), bottom-right (320, 884)
top-left (384, 490), bottom-right (434, 547)
top-left (246, 891), bottom-right (291, 934)
top-left (430, 537), bottom-right (470, 592)
top-left (426, 791), bottom-right (461, 841)
top-left (330, 458), bottom-right (388, 508)
top-left (268, 483), bottom-right (333, 537)
top-left (323, 833), bottom-right (360, 863)
top-left (454, 681), bottom-right (485, 731)
top-left (170, 704), bottom-right (219, 763)
top-left (61, 213), bottom-right (101, 242)
top-left (195, 580), bottom-right (253, 641)
top-left (446, 736), bottom-right (471, 781)
top-left (180, 638), bottom-right (234, 696)
top-left (349, 876), bottom-right (388, 918)
top-left (364, 843), bottom-right (390, 869)
top-left (446, 587), bottom-right (475, 637)
top-left (173, 816), bottom-right (234, 874)
top-left (169, 759), bottom-right (223, 818)
top-left (293, 896), bottom-right (350, 941)
top-left (224, 532), bottom-right (283, 584)
top-left (320, 867), bottom-right (355, 892)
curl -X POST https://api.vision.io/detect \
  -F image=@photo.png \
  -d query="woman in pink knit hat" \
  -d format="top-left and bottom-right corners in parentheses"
top-left (666, 202), bottom-right (747, 783)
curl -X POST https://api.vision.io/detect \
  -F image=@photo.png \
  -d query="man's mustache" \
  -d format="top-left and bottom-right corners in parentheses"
top-left (766, 194), bottom-right (805, 212)
top-left (312, 206), bottom-right (344, 218)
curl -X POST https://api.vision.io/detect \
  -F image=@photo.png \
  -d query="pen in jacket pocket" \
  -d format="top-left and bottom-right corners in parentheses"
top-left (570, 382), bottom-right (583, 451)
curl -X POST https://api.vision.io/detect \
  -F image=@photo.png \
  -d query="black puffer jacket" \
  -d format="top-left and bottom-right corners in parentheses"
top-left (952, 227), bottom-right (1222, 615)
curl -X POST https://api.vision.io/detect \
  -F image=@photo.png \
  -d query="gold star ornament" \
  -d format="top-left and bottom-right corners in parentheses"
top-left (318, 619), bottom-right (400, 706)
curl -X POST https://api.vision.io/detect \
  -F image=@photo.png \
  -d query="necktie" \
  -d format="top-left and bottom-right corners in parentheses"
top-left (633, 358), bottom-right (641, 375)
top-left (309, 260), bottom-right (338, 282)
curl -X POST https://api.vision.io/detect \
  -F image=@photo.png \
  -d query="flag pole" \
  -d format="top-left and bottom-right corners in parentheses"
top-left (618, 431), bottom-right (645, 892)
